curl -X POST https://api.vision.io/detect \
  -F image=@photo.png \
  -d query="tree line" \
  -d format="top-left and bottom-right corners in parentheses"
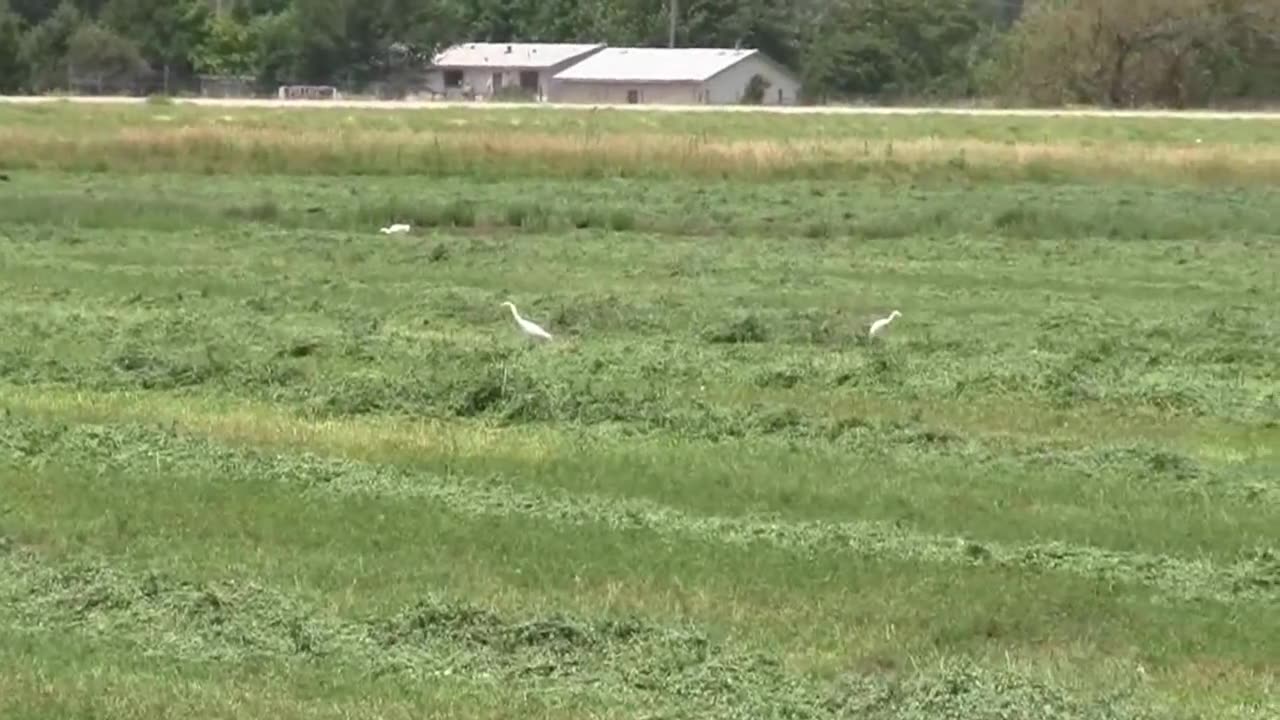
top-left (0, 0), bottom-right (1277, 106)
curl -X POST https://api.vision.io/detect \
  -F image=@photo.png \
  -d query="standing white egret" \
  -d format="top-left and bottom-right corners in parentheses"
top-left (501, 301), bottom-right (553, 341)
top-left (869, 310), bottom-right (901, 339)
top-left (380, 223), bottom-right (411, 234)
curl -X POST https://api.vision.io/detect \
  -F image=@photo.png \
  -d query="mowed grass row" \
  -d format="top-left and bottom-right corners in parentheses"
top-left (1, 196), bottom-right (1276, 426)
top-left (2, 103), bottom-right (1280, 184)
top-left (2, 410), bottom-right (1277, 720)
top-left (0, 190), bottom-right (1277, 566)
top-left (5, 388), bottom-right (1280, 603)
top-left (2, 106), bottom-right (1278, 718)
top-left (5, 171), bottom-right (1280, 240)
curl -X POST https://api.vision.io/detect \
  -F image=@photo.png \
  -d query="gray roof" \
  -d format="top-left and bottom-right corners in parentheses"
top-left (553, 48), bottom-right (760, 83)
top-left (433, 43), bottom-right (605, 69)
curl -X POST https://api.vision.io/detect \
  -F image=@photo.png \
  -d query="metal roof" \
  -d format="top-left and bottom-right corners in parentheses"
top-left (553, 48), bottom-right (759, 83)
top-left (432, 43), bottom-right (605, 69)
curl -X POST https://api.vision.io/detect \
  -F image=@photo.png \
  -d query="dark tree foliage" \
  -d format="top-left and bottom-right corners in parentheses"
top-left (0, 0), bottom-right (27, 92)
top-left (0, 0), bottom-right (1274, 104)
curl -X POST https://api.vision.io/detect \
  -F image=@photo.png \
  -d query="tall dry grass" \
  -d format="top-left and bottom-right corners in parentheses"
top-left (0, 125), bottom-right (1273, 184)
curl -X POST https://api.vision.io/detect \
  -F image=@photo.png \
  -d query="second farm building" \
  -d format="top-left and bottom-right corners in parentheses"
top-left (427, 44), bottom-right (801, 106)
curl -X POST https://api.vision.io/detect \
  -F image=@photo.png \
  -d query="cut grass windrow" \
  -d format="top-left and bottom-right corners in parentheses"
top-left (0, 547), bottom-right (1171, 720)
top-left (7, 383), bottom-right (1276, 570)
top-left (3, 416), bottom-right (1276, 606)
top-left (2, 378), bottom-right (1275, 513)
top-left (6, 174), bottom-right (1280, 241)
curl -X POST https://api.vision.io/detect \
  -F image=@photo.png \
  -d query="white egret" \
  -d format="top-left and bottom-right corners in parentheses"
top-left (501, 301), bottom-right (553, 341)
top-left (380, 223), bottom-right (411, 234)
top-left (869, 310), bottom-right (901, 339)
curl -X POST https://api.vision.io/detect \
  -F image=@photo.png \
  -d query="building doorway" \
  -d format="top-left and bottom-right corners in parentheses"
top-left (626, 89), bottom-right (640, 104)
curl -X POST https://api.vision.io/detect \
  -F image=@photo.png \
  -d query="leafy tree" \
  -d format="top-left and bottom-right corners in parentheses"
top-left (992, 0), bottom-right (1280, 106)
top-left (0, 0), bottom-right (1272, 106)
top-left (570, 0), bottom-right (669, 46)
top-left (246, 9), bottom-right (299, 86)
top-left (682, 0), bottom-right (796, 68)
top-left (370, 0), bottom-right (464, 91)
top-left (65, 21), bottom-right (146, 91)
top-left (102, 0), bottom-right (209, 90)
top-left (19, 1), bottom-right (84, 90)
top-left (0, 0), bottom-right (28, 92)
top-left (740, 72), bottom-right (768, 103)
top-left (7, 0), bottom-right (56, 25)
top-left (799, 0), bottom-right (988, 99)
top-left (192, 12), bottom-right (254, 75)
top-left (243, 0), bottom-right (292, 14)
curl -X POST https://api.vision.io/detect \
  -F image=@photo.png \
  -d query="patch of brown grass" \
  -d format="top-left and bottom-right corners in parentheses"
top-left (0, 124), bottom-right (1274, 184)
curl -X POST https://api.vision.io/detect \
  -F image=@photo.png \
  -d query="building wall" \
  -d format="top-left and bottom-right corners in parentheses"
top-left (552, 81), bottom-right (702, 105)
top-left (705, 55), bottom-right (801, 105)
top-left (427, 50), bottom-right (604, 101)
top-left (552, 55), bottom-right (800, 106)
top-left (425, 67), bottom-right (537, 99)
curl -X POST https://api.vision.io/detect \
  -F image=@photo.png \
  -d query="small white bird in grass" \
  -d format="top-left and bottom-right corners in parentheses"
top-left (869, 310), bottom-right (902, 339)
top-left (380, 223), bottom-right (411, 234)
top-left (501, 301), bottom-right (553, 341)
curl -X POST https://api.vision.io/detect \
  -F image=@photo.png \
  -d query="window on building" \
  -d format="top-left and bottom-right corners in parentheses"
top-left (444, 70), bottom-right (463, 88)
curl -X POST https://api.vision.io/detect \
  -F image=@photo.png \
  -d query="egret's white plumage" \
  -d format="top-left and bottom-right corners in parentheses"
top-left (869, 310), bottom-right (901, 339)
top-left (501, 301), bottom-right (553, 341)
top-left (380, 223), bottom-right (411, 234)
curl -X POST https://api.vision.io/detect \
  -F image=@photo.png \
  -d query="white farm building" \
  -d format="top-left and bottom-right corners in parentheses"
top-left (427, 43), bottom-right (605, 101)
top-left (551, 47), bottom-right (801, 106)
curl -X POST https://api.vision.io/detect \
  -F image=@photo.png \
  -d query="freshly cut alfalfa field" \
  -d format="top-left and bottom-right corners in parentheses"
top-left (0, 103), bottom-right (1277, 720)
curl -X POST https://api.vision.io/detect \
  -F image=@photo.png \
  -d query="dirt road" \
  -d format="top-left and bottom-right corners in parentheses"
top-left (3, 94), bottom-right (1279, 120)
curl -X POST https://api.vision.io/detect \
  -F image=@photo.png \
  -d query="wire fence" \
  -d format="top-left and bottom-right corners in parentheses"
top-left (59, 67), bottom-right (449, 100)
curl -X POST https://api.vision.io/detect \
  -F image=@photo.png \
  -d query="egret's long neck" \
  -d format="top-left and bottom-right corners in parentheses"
top-left (507, 305), bottom-right (521, 322)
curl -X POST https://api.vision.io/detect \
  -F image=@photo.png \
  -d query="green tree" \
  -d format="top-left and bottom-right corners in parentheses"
top-left (740, 72), bottom-right (769, 103)
top-left (19, 1), bottom-right (84, 90)
top-left (0, 0), bottom-right (1267, 106)
top-left (8, 0), bottom-right (59, 25)
top-left (371, 0), bottom-right (464, 92)
top-left (563, 0), bottom-right (668, 46)
top-left (800, 0), bottom-right (988, 99)
top-left (991, 0), bottom-right (1280, 107)
top-left (102, 0), bottom-right (210, 91)
top-left (192, 12), bottom-right (254, 75)
top-left (682, 0), bottom-right (797, 69)
top-left (0, 0), bottom-right (28, 92)
top-left (377, 0), bottom-right (462, 50)
top-left (246, 8), bottom-right (299, 86)
top-left (65, 22), bottom-right (147, 92)
top-left (289, 0), bottom-right (364, 85)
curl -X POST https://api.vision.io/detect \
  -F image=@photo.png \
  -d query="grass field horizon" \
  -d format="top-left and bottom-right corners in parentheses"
top-left (1, 104), bottom-right (1277, 718)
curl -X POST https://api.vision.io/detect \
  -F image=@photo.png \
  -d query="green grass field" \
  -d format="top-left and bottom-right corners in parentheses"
top-left (1, 103), bottom-right (1278, 719)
